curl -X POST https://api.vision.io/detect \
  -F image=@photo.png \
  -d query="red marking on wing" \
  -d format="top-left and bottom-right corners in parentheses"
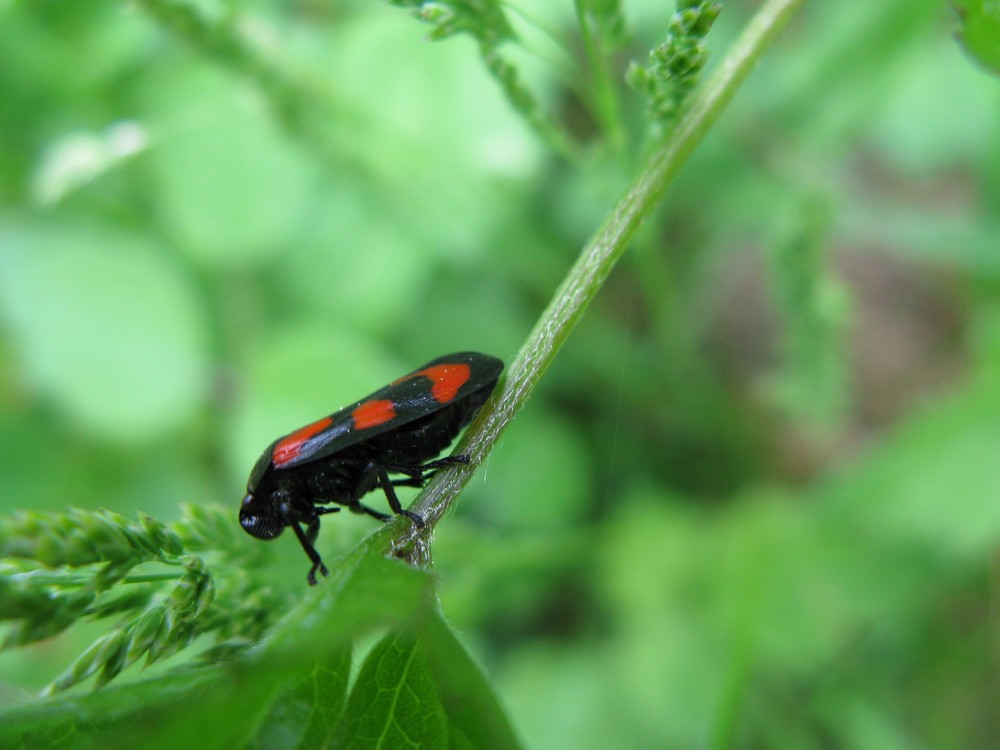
top-left (352, 399), bottom-right (397, 430)
top-left (272, 416), bottom-right (333, 466)
top-left (402, 363), bottom-right (471, 403)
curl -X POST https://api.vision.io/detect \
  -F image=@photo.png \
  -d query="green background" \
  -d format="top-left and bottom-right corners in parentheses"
top-left (1, 0), bottom-right (999, 747)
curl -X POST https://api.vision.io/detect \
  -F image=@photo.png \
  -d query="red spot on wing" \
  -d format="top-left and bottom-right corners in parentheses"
top-left (272, 417), bottom-right (333, 466)
top-left (399, 363), bottom-right (471, 403)
top-left (352, 399), bottom-right (397, 430)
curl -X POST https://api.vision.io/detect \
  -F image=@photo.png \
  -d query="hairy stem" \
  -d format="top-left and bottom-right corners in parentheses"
top-left (394, 0), bottom-right (807, 565)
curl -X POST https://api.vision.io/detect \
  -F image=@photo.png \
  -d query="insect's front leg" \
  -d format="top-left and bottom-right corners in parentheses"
top-left (305, 506), bottom-right (341, 543)
top-left (279, 497), bottom-right (334, 586)
top-left (288, 520), bottom-right (329, 585)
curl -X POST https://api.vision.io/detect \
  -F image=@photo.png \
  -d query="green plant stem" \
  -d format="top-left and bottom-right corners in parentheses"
top-left (573, 0), bottom-right (625, 150)
top-left (395, 0), bottom-right (806, 565)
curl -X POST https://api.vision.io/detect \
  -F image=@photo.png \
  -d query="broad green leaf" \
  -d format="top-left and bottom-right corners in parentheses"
top-left (0, 669), bottom-right (220, 750)
top-left (0, 220), bottom-right (209, 441)
top-left (332, 634), bottom-right (447, 750)
top-left (247, 647), bottom-right (352, 750)
top-left (423, 611), bottom-right (522, 750)
top-left (253, 533), bottom-right (436, 666)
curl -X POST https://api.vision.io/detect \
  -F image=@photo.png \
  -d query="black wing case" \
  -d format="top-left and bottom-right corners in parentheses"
top-left (272, 352), bottom-right (503, 469)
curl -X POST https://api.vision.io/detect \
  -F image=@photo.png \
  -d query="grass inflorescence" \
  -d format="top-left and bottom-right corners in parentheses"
top-left (627, 1), bottom-right (722, 129)
top-left (0, 505), bottom-right (288, 694)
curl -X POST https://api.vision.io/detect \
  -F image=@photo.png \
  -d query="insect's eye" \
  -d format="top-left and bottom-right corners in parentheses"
top-left (239, 500), bottom-right (284, 540)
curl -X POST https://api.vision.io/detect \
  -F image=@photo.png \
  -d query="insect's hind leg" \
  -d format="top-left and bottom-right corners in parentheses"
top-left (347, 493), bottom-right (422, 526)
top-left (350, 503), bottom-right (393, 522)
top-left (374, 466), bottom-right (425, 527)
top-left (384, 454), bottom-right (471, 486)
top-left (419, 455), bottom-right (470, 481)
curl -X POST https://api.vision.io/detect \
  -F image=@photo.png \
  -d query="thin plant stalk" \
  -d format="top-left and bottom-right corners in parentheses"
top-left (394, 0), bottom-right (807, 565)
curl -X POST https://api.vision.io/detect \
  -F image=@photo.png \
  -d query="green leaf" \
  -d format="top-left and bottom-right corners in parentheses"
top-left (247, 647), bottom-right (352, 750)
top-left (262, 532), bottom-right (435, 658)
top-left (332, 634), bottom-right (447, 750)
top-left (952, 0), bottom-right (1000, 75)
top-left (140, 64), bottom-right (316, 267)
top-left (0, 669), bottom-right (220, 750)
top-left (423, 611), bottom-right (522, 750)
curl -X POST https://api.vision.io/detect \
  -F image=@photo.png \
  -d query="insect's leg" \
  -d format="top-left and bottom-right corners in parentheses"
top-left (351, 503), bottom-right (392, 522)
top-left (289, 520), bottom-right (329, 586)
top-left (382, 455), bottom-right (471, 490)
top-left (376, 467), bottom-right (425, 527)
top-left (304, 507), bottom-right (339, 543)
top-left (419, 455), bottom-right (471, 471)
top-left (410, 455), bottom-right (471, 484)
top-left (390, 476), bottom-right (425, 489)
top-left (383, 455), bottom-right (470, 477)
top-left (305, 517), bottom-right (320, 544)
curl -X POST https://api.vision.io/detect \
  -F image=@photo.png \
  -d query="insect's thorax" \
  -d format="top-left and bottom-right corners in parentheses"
top-left (272, 450), bottom-right (371, 505)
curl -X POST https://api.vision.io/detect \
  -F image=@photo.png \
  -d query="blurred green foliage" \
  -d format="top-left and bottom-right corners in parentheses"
top-left (1, 0), bottom-right (999, 748)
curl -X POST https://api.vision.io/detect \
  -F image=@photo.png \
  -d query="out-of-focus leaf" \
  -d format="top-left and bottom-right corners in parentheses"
top-left (497, 644), bottom-right (618, 750)
top-left (321, 13), bottom-right (536, 251)
top-left (474, 408), bottom-right (593, 529)
top-left (141, 65), bottom-right (316, 267)
top-left (826, 377), bottom-right (1000, 557)
top-left (869, 39), bottom-right (998, 173)
top-left (595, 496), bottom-right (730, 748)
top-left (594, 487), bottom-right (937, 749)
top-left (278, 189), bottom-right (430, 337)
top-left (952, 0), bottom-right (1000, 75)
top-left (0, 220), bottom-right (209, 441)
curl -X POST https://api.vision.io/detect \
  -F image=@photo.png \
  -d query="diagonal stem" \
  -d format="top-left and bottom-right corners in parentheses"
top-left (393, 0), bottom-right (807, 566)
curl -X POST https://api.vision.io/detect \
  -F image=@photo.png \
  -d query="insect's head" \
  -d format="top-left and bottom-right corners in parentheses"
top-left (240, 492), bottom-right (285, 540)
top-left (240, 446), bottom-right (285, 540)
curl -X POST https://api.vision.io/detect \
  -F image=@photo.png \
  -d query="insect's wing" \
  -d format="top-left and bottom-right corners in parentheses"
top-left (271, 352), bottom-right (503, 470)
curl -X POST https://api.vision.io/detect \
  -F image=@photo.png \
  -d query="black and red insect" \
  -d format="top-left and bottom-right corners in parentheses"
top-left (240, 352), bottom-right (503, 584)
